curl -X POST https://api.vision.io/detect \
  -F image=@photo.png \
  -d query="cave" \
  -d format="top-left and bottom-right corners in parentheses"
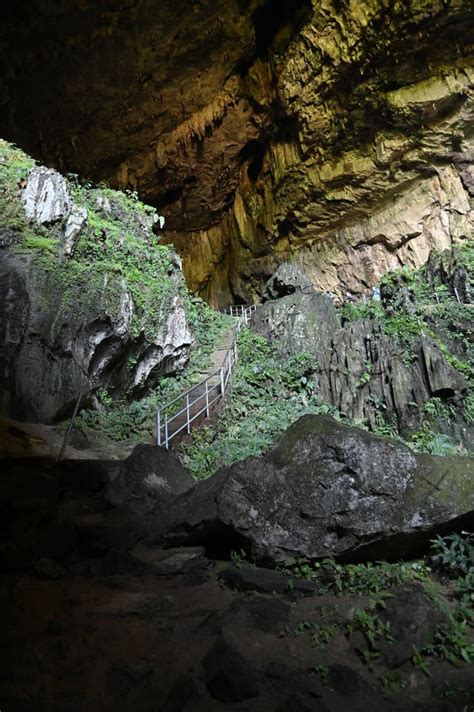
top-left (1, 2), bottom-right (474, 711)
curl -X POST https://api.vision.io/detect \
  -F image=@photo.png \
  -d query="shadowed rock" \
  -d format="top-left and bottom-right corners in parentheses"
top-left (150, 415), bottom-right (474, 563)
top-left (106, 444), bottom-right (194, 515)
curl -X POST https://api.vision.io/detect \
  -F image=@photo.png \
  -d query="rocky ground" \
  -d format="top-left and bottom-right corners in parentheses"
top-left (2, 419), bottom-right (473, 712)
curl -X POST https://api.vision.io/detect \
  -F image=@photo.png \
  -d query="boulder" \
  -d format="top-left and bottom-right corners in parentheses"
top-left (21, 166), bottom-right (71, 223)
top-left (262, 263), bottom-right (315, 302)
top-left (151, 415), bottom-right (474, 563)
top-left (106, 444), bottom-right (194, 515)
top-left (252, 291), bottom-right (340, 358)
top-left (202, 636), bottom-right (260, 702)
top-left (376, 583), bottom-right (446, 667)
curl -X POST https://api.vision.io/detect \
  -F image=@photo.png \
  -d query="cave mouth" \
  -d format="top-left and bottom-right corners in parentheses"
top-left (252, 0), bottom-right (312, 58)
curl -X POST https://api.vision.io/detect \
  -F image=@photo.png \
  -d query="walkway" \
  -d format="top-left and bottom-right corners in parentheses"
top-left (156, 306), bottom-right (255, 448)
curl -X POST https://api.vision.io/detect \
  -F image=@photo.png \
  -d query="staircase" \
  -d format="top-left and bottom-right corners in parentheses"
top-left (156, 305), bottom-right (255, 449)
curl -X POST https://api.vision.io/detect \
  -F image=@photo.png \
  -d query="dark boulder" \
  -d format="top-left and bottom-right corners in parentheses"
top-left (377, 583), bottom-right (446, 667)
top-left (106, 445), bottom-right (194, 515)
top-left (202, 636), bottom-right (260, 702)
top-left (151, 415), bottom-right (474, 563)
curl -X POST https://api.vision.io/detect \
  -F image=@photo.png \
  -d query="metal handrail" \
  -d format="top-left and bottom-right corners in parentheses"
top-left (156, 305), bottom-right (255, 448)
top-left (57, 390), bottom-right (83, 462)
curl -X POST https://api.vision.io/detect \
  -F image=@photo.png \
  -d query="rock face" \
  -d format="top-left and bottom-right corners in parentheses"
top-left (151, 415), bottom-right (474, 563)
top-left (252, 291), bottom-right (340, 359)
top-left (106, 445), bottom-right (194, 516)
top-left (262, 262), bottom-right (315, 302)
top-left (0, 151), bottom-right (192, 423)
top-left (316, 320), bottom-right (468, 434)
top-left (21, 166), bottom-right (71, 224)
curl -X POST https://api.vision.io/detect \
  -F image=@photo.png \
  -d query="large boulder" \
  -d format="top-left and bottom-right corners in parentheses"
top-left (106, 445), bottom-right (194, 515)
top-left (151, 415), bottom-right (474, 563)
top-left (252, 291), bottom-right (340, 358)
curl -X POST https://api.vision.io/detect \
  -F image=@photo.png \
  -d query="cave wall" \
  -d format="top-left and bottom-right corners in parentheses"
top-left (1, 0), bottom-right (473, 304)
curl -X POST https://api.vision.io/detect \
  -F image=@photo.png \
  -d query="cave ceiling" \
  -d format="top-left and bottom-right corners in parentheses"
top-left (1, 0), bottom-right (473, 303)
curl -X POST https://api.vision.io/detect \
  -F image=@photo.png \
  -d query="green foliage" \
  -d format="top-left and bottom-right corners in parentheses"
top-left (427, 615), bottom-right (474, 664)
top-left (341, 300), bottom-right (384, 323)
top-left (379, 671), bottom-right (407, 695)
top-left (463, 394), bottom-right (474, 425)
top-left (281, 557), bottom-right (431, 596)
top-left (407, 424), bottom-right (465, 456)
top-left (180, 328), bottom-right (334, 479)
top-left (293, 620), bottom-right (336, 650)
top-left (423, 397), bottom-right (455, 421)
top-left (346, 608), bottom-right (395, 649)
top-left (430, 532), bottom-right (474, 578)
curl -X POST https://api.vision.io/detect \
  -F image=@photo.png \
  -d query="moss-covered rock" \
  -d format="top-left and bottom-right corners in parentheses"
top-left (151, 414), bottom-right (474, 563)
top-left (0, 141), bottom-right (192, 422)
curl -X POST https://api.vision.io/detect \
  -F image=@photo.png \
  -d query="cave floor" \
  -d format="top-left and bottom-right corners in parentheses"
top-left (1, 457), bottom-right (473, 712)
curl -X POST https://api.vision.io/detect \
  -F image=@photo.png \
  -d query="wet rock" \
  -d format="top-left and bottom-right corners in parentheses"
top-left (106, 445), bottom-right (194, 515)
top-left (202, 636), bottom-right (259, 703)
top-left (263, 262), bottom-right (315, 301)
top-left (377, 583), bottom-right (446, 667)
top-left (326, 664), bottom-right (364, 695)
top-left (220, 596), bottom-right (291, 634)
top-left (21, 166), bottom-right (71, 223)
top-left (152, 415), bottom-right (474, 563)
top-left (218, 564), bottom-right (315, 596)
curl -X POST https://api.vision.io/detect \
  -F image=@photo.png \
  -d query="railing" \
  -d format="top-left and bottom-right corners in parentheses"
top-left (156, 305), bottom-right (256, 449)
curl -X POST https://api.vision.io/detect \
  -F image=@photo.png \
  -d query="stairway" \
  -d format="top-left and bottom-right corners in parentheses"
top-left (156, 306), bottom-right (255, 448)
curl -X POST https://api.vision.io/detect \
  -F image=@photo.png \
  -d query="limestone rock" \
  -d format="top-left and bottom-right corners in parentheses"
top-left (21, 166), bottom-right (71, 223)
top-left (151, 415), bottom-right (474, 563)
top-left (262, 263), bottom-right (314, 302)
top-left (106, 445), bottom-right (194, 516)
top-left (252, 291), bottom-right (340, 359)
top-left (62, 205), bottom-right (88, 256)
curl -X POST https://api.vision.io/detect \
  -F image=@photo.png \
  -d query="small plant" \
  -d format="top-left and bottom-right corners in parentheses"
top-left (380, 670), bottom-right (407, 695)
top-left (346, 608), bottom-right (395, 649)
top-left (412, 645), bottom-right (432, 677)
top-left (311, 665), bottom-right (329, 685)
top-left (430, 532), bottom-right (474, 577)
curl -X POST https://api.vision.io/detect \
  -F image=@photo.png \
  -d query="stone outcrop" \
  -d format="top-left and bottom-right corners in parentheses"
top-left (21, 166), bottom-right (71, 224)
top-left (252, 290), bottom-right (340, 359)
top-left (316, 320), bottom-right (469, 435)
top-left (0, 154), bottom-right (192, 423)
top-left (106, 445), bottom-right (194, 516)
top-left (0, 1), bottom-right (472, 304)
top-left (151, 414), bottom-right (474, 563)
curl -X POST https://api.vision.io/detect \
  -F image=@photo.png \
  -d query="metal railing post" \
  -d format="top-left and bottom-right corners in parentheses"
top-left (220, 367), bottom-right (225, 395)
top-left (157, 409), bottom-right (161, 446)
top-left (205, 380), bottom-right (209, 417)
top-left (57, 390), bottom-right (83, 462)
top-left (186, 393), bottom-right (190, 433)
top-left (165, 415), bottom-right (169, 449)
